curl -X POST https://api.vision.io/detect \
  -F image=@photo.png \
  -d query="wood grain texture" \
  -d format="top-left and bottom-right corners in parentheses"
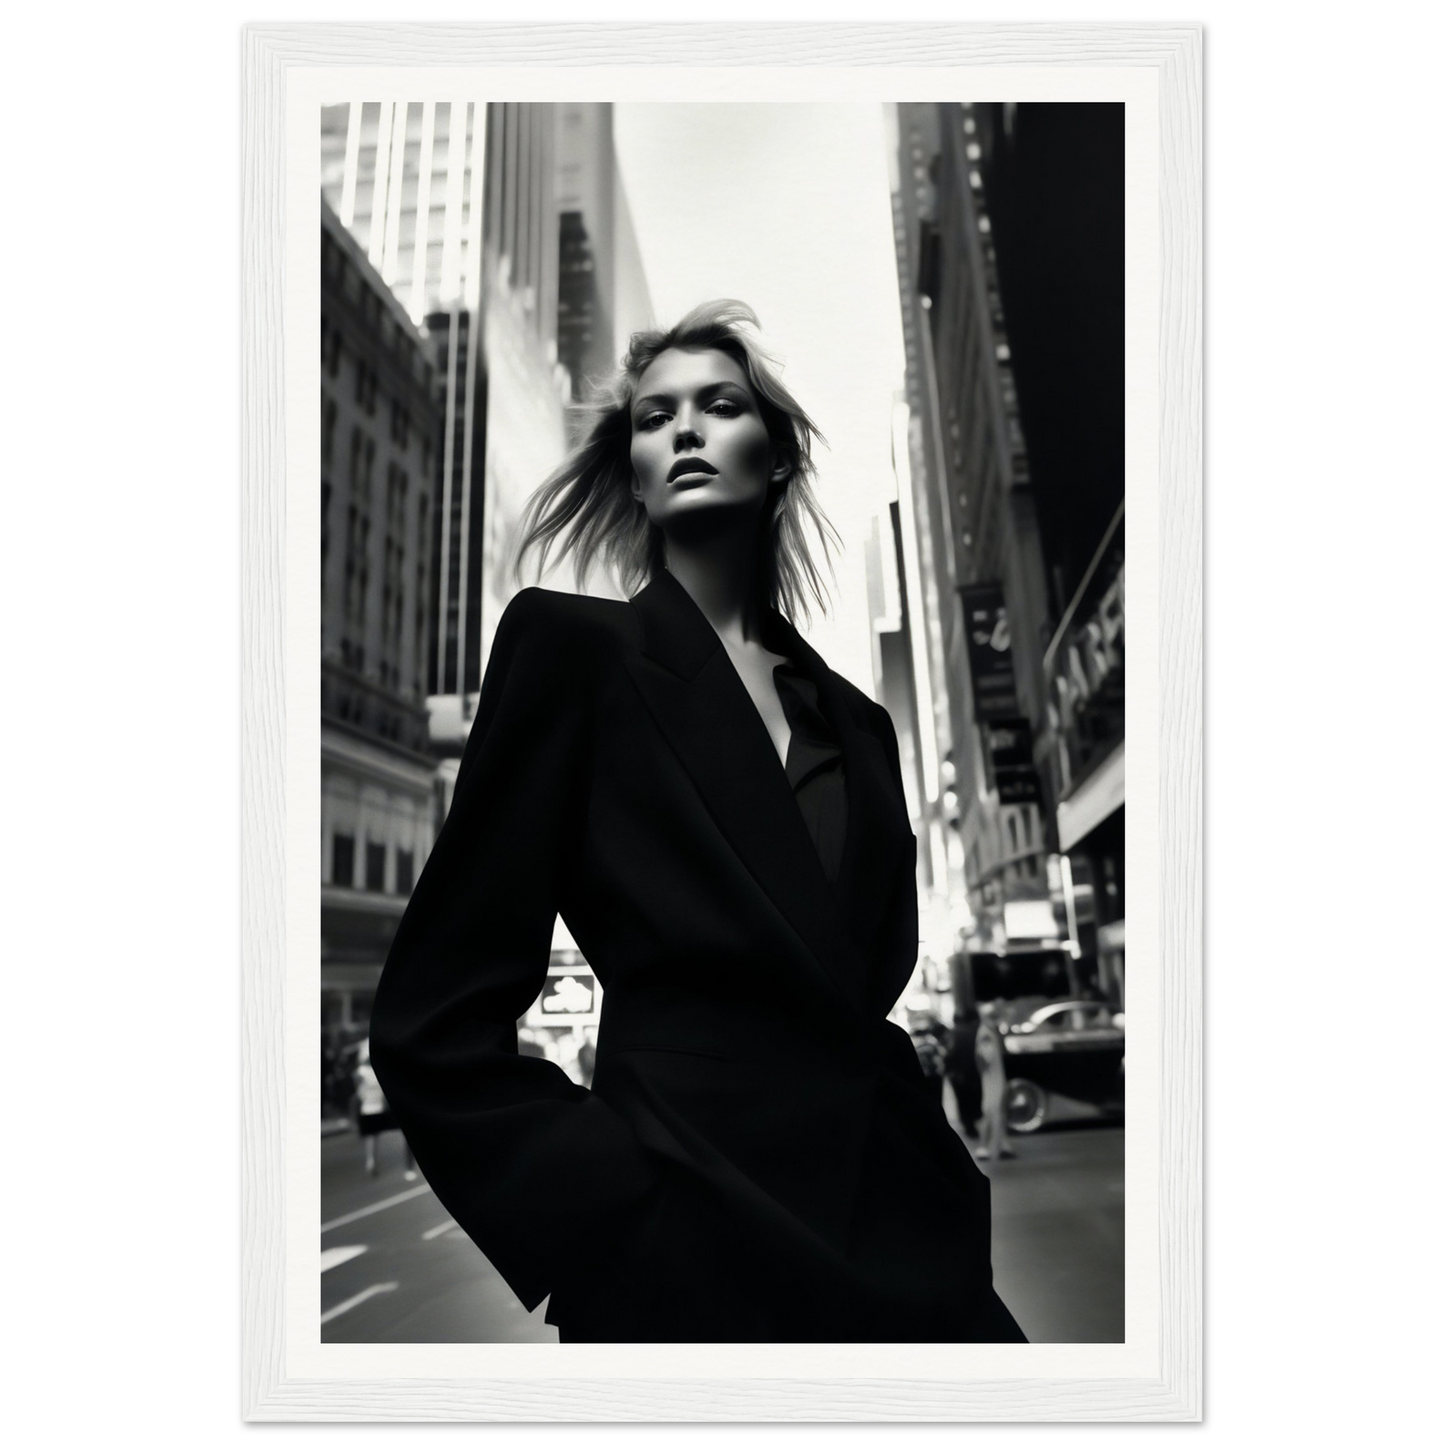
top-left (241, 21), bottom-right (1202, 1422)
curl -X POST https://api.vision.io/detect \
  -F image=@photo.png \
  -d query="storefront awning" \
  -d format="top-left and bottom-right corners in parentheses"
top-left (1057, 740), bottom-right (1124, 852)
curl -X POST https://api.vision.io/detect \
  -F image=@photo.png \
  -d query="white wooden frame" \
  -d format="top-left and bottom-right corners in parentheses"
top-left (242, 22), bottom-right (1201, 1422)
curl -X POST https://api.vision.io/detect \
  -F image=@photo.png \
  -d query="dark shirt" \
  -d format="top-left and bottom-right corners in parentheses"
top-left (773, 662), bottom-right (848, 885)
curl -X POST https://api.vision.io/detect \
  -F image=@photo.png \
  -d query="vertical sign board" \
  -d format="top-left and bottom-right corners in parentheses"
top-left (987, 716), bottom-right (1043, 804)
top-left (960, 583), bottom-right (1020, 721)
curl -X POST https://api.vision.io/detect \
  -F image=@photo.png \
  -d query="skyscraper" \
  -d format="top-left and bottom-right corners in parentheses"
top-left (318, 100), bottom-right (657, 1060)
top-left (967, 102), bottom-right (1126, 1005)
top-left (888, 101), bottom-right (1126, 1005)
top-left (555, 102), bottom-right (655, 413)
top-left (321, 100), bottom-right (652, 739)
top-left (319, 196), bottom-right (442, 1043)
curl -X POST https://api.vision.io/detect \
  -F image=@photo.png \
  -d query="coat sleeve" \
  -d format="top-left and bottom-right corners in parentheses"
top-left (369, 588), bottom-right (660, 1312)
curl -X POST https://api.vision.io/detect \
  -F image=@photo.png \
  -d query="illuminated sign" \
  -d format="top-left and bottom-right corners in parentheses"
top-left (540, 974), bottom-right (597, 1014)
top-left (1003, 899), bottom-right (1061, 941)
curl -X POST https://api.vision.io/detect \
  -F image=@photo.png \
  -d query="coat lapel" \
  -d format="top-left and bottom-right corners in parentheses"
top-left (625, 572), bottom-right (876, 1018)
top-left (774, 622), bottom-right (916, 961)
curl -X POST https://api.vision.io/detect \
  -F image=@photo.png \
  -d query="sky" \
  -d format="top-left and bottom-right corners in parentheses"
top-left (612, 103), bottom-right (907, 697)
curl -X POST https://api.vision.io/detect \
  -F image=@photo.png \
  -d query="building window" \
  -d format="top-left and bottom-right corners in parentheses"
top-left (321, 317), bottom-right (342, 377)
top-left (321, 398), bottom-right (338, 472)
top-left (332, 833), bottom-right (356, 888)
top-left (354, 362), bottom-right (378, 415)
top-left (396, 849), bottom-right (415, 894)
top-left (365, 841), bottom-right (386, 892)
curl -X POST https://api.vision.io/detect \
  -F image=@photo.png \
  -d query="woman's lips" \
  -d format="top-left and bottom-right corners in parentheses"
top-left (667, 458), bottom-right (718, 484)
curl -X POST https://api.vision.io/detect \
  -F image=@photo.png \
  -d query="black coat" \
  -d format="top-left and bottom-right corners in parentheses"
top-left (369, 570), bottom-right (1024, 1343)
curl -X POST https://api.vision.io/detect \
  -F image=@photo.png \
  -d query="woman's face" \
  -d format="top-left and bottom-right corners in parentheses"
top-left (629, 347), bottom-right (782, 537)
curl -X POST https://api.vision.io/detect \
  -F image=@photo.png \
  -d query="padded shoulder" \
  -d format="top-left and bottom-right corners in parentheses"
top-left (497, 586), bottom-right (632, 645)
top-left (826, 668), bottom-right (897, 740)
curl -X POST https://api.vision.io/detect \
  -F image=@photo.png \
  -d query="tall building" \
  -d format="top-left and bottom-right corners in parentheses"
top-left (888, 101), bottom-right (1126, 1007)
top-left (319, 100), bottom-right (655, 1083)
top-left (555, 103), bottom-right (655, 412)
top-left (322, 100), bottom-right (652, 744)
top-left (321, 100), bottom-right (555, 717)
top-left (967, 102), bottom-right (1126, 1004)
top-left (319, 197), bottom-right (443, 1046)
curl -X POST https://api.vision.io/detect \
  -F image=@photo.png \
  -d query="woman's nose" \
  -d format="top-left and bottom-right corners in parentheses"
top-left (674, 416), bottom-right (704, 450)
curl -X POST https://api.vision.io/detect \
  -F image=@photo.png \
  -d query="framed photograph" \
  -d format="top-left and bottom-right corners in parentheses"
top-left (242, 21), bottom-right (1201, 1423)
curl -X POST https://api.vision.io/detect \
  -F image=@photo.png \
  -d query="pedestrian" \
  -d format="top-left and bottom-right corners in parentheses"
top-left (974, 1012), bottom-right (1016, 1162)
top-left (911, 1018), bottom-right (948, 1106)
top-left (946, 1005), bottom-right (983, 1142)
top-left (352, 1039), bottom-right (417, 1181)
top-left (576, 1028), bottom-right (598, 1089)
top-left (370, 300), bottom-right (1024, 1344)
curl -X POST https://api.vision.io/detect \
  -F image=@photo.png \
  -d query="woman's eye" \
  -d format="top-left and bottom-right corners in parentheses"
top-left (709, 401), bottom-right (740, 417)
top-left (639, 412), bottom-right (670, 430)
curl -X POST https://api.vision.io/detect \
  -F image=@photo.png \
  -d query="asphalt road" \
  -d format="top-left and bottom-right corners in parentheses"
top-left (319, 1113), bottom-right (1125, 1344)
top-left (321, 1130), bottom-right (556, 1343)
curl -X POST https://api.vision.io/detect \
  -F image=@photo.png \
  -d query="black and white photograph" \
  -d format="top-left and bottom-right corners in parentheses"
top-left (313, 93), bottom-right (1129, 1348)
top-left (238, 24), bottom-right (1202, 1422)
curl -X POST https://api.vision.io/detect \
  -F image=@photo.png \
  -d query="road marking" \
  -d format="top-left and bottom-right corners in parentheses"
top-left (321, 1183), bottom-right (431, 1234)
top-left (320, 1245), bottom-right (368, 1272)
top-left (320, 1282), bottom-right (398, 1326)
top-left (421, 1220), bottom-right (458, 1241)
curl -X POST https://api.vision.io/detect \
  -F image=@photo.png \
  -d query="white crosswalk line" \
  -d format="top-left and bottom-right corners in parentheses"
top-left (421, 1220), bottom-right (459, 1241)
top-left (320, 1245), bottom-right (368, 1272)
top-left (321, 1183), bottom-right (431, 1234)
top-left (320, 1282), bottom-right (399, 1326)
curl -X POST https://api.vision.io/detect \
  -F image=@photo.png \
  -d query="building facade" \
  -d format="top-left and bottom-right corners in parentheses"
top-left (887, 101), bottom-right (1126, 1011)
top-left (320, 197), bottom-right (443, 1048)
top-left (969, 102), bottom-right (1126, 1006)
top-left (555, 102), bottom-right (655, 411)
top-left (320, 100), bottom-right (655, 1084)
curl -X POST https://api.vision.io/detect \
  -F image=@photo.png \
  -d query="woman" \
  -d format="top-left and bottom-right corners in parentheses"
top-left (370, 301), bottom-right (1025, 1344)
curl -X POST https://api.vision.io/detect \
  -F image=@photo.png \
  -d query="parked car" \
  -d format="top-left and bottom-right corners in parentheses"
top-left (984, 997), bottom-right (1125, 1133)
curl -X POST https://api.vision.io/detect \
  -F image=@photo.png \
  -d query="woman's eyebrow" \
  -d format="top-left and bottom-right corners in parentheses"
top-left (633, 382), bottom-right (748, 412)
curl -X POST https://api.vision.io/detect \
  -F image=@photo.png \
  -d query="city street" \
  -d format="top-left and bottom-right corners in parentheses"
top-left (319, 1115), bottom-right (1123, 1344)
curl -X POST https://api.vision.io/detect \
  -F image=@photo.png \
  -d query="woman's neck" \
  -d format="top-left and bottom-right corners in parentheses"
top-left (663, 532), bottom-right (768, 648)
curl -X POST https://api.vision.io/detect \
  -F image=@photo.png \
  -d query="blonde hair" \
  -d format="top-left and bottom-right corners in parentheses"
top-left (512, 299), bottom-right (838, 622)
